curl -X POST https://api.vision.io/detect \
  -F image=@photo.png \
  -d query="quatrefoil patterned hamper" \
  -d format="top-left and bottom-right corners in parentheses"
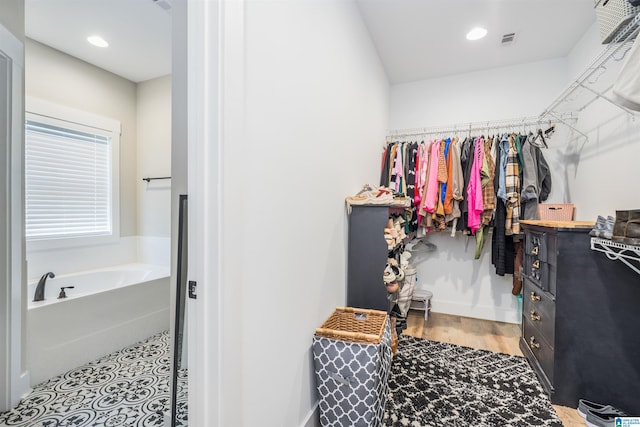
top-left (312, 307), bottom-right (392, 427)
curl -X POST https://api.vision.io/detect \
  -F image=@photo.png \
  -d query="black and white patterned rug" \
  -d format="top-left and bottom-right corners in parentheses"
top-left (0, 331), bottom-right (187, 427)
top-left (383, 335), bottom-right (562, 427)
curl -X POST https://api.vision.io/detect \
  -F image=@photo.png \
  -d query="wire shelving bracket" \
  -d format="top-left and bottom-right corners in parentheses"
top-left (590, 237), bottom-right (640, 275)
top-left (541, 11), bottom-right (640, 122)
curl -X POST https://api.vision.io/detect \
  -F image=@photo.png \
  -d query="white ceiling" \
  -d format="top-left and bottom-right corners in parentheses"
top-left (356, 0), bottom-right (598, 84)
top-left (25, 0), bottom-right (172, 83)
top-left (24, 1), bottom-right (597, 86)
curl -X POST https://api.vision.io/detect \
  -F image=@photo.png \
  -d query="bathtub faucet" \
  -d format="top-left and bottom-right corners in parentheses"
top-left (33, 272), bottom-right (55, 302)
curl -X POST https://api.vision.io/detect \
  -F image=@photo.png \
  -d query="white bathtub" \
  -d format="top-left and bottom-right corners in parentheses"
top-left (27, 263), bottom-right (170, 386)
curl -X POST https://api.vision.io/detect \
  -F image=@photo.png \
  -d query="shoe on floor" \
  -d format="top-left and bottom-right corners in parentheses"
top-left (585, 410), bottom-right (626, 427)
top-left (577, 399), bottom-right (626, 419)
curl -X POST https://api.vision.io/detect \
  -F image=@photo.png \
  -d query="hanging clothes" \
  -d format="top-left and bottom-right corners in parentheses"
top-left (405, 142), bottom-right (419, 231)
top-left (467, 137), bottom-right (485, 235)
top-left (496, 133), bottom-right (509, 201)
top-left (504, 135), bottom-right (521, 236)
top-left (457, 137), bottom-right (475, 232)
top-left (521, 132), bottom-right (552, 220)
top-left (380, 144), bottom-right (392, 187)
top-left (446, 137), bottom-right (465, 229)
top-left (475, 136), bottom-right (496, 259)
top-left (393, 143), bottom-right (404, 193)
top-left (381, 122), bottom-right (552, 272)
top-left (492, 135), bottom-right (511, 274)
top-left (481, 136), bottom-right (496, 226)
top-left (422, 140), bottom-right (441, 214)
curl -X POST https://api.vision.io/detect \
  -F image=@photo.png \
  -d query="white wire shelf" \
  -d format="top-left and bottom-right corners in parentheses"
top-left (590, 237), bottom-right (640, 275)
top-left (541, 11), bottom-right (640, 120)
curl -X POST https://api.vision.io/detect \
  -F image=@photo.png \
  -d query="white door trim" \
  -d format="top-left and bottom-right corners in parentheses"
top-left (187, 0), bottom-right (246, 424)
top-left (0, 22), bottom-right (29, 412)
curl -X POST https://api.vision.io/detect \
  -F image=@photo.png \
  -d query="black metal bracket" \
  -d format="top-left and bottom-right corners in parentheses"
top-left (142, 176), bottom-right (171, 182)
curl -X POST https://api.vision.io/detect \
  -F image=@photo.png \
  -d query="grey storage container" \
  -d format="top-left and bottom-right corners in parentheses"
top-left (313, 307), bottom-right (392, 427)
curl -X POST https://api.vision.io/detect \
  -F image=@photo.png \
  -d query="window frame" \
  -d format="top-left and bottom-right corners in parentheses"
top-left (25, 97), bottom-right (121, 251)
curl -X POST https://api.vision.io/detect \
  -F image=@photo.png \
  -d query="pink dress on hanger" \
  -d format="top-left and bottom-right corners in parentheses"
top-left (467, 137), bottom-right (485, 234)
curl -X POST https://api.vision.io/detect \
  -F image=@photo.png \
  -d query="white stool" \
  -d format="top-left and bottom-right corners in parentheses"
top-left (409, 289), bottom-right (433, 321)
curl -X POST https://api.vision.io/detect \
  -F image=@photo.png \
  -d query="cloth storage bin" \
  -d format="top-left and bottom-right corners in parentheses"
top-left (313, 307), bottom-right (392, 427)
top-left (537, 204), bottom-right (574, 221)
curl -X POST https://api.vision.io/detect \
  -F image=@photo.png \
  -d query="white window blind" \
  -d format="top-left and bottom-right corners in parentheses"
top-left (25, 120), bottom-right (113, 240)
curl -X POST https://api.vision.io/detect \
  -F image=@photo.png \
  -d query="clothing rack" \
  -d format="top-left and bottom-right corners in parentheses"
top-left (387, 113), bottom-right (579, 140)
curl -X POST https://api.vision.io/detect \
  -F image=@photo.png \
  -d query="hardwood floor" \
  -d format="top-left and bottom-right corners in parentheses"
top-left (404, 310), bottom-right (586, 426)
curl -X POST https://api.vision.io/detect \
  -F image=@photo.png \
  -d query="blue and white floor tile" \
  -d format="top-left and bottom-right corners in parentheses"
top-left (0, 331), bottom-right (187, 427)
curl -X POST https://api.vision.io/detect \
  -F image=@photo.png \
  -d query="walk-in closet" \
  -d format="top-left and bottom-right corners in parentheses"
top-left (1, 1), bottom-right (639, 426)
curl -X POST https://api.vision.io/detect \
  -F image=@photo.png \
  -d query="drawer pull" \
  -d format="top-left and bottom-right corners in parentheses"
top-left (532, 246), bottom-right (539, 255)
top-left (529, 336), bottom-right (540, 349)
top-left (530, 291), bottom-right (541, 302)
top-left (532, 260), bottom-right (540, 269)
top-left (529, 310), bottom-right (541, 321)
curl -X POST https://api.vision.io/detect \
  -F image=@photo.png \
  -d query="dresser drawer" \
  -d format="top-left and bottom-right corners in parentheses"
top-left (524, 254), bottom-right (549, 289)
top-left (523, 318), bottom-right (555, 385)
top-left (525, 230), bottom-right (548, 262)
top-left (523, 279), bottom-right (556, 347)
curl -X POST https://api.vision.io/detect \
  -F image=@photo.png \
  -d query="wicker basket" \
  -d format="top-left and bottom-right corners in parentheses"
top-left (538, 204), bottom-right (575, 221)
top-left (595, 0), bottom-right (639, 44)
top-left (315, 307), bottom-right (387, 344)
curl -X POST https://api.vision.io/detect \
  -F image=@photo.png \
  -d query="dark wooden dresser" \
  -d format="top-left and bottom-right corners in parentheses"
top-left (520, 220), bottom-right (640, 414)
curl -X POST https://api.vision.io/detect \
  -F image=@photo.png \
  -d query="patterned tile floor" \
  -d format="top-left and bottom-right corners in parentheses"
top-left (0, 331), bottom-right (187, 427)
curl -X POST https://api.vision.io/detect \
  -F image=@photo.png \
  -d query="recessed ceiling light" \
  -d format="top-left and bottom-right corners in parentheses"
top-left (466, 27), bottom-right (488, 41)
top-left (87, 35), bottom-right (109, 48)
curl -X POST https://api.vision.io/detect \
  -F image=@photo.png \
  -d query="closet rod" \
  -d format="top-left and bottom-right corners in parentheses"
top-left (542, 110), bottom-right (589, 140)
top-left (386, 114), bottom-right (574, 139)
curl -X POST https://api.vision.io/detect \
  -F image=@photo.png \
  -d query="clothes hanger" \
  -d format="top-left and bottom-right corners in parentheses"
top-left (536, 128), bottom-right (548, 148)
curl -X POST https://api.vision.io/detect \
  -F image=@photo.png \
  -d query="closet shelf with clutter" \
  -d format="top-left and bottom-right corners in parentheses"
top-left (345, 185), bottom-right (428, 346)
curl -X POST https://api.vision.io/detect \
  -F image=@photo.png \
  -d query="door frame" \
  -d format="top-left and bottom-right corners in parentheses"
top-left (0, 22), bottom-right (29, 412)
top-left (184, 0), bottom-right (245, 424)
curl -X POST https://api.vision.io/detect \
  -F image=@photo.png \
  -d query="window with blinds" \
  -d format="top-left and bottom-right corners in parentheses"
top-left (24, 100), bottom-right (120, 245)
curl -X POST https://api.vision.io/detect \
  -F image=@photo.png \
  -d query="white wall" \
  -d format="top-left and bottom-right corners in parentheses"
top-left (389, 58), bottom-right (570, 323)
top-left (0, 0), bottom-right (24, 43)
top-left (24, 41), bottom-right (172, 279)
top-left (213, 1), bottom-right (389, 425)
top-left (137, 76), bottom-right (171, 238)
top-left (560, 22), bottom-right (640, 219)
top-left (25, 39), bottom-right (138, 238)
top-left (390, 58), bottom-right (568, 129)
